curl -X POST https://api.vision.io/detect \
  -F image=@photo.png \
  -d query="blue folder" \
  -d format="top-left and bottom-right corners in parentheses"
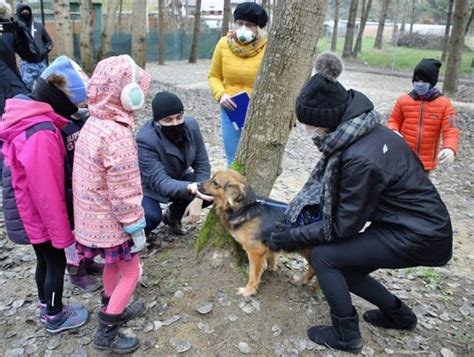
top-left (223, 91), bottom-right (250, 130)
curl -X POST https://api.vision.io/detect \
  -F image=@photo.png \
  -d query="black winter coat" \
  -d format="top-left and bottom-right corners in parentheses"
top-left (292, 124), bottom-right (453, 267)
top-left (137, 117), bottom-right (211, 203)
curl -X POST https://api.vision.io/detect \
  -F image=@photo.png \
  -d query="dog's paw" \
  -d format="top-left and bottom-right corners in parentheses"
top-left (237, 286), bottom-right (256, 297)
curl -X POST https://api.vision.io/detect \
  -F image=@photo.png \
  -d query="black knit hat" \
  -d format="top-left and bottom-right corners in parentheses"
top-left (295, 52), bottom-right (349, 130)
top-left (234, 2), bottom-right (268, 28)
top-left (413, 58), bottom-right (442, 86)
top-left (152, 92), bottom-right (184, 121)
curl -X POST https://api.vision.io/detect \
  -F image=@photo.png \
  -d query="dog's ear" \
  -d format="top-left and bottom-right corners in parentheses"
top-left (225, 183), bottom-right (245, 210)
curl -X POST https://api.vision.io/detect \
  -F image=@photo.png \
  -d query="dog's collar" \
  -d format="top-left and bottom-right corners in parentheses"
top-left (226, 201), bottom-right (261, 228)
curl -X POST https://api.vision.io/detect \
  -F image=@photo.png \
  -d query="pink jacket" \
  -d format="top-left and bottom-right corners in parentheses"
top-left (73, 56), bottom-right (150, 248)
top-left (0, 98), bottom-right (74, 248)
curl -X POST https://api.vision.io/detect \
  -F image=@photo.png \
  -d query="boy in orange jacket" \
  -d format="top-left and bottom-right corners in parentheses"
top-left (387, 58), bottom-right (459, 172)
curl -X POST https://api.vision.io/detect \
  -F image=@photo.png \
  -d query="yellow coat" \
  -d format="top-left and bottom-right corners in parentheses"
top-left (208, 36), bottom-right (266, 101)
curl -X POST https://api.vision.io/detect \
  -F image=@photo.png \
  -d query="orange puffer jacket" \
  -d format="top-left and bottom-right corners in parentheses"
top-left (387, 91), bottom-right (459, 171)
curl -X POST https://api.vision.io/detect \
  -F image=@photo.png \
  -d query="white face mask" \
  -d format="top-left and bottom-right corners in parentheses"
top-left (304, 125), bottom-right (327, 138)
top-left (236, 26), bottom-right (256, 43)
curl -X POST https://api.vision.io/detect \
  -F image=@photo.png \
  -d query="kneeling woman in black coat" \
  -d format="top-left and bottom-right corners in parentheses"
top-left (267, 53), bottom-right (452, 353)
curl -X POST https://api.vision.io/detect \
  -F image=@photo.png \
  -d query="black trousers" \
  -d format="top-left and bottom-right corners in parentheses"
top-left (32, 241), bottom-right (66, 315)
top-left (310, 225), bottom-right (416, 318)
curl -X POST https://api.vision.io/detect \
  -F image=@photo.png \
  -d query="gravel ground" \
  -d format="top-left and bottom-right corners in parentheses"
top-left (0, 60), bottom-right (472, 356)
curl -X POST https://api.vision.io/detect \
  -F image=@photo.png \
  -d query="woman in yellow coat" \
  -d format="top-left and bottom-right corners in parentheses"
top-left (208, 2), bottom-right (268, 166)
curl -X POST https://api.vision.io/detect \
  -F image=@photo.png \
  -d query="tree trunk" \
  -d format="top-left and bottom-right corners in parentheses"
top-left (97, 0), bottom-right (120, 60)
top-left (342, 0), bottom-right (358, 58)
top-left (409, 0), bottom-right (416, 42)
top-left (331, 0), bottom-right (341, 52)
top-left (79, 0), bottom-right (94, 74)
top-left (196, 0), bottom-right (327, 259)
top-left (131, 0), bottom-right (147, 68)
top-left (189, 0), bottom-right (202, 63)
top-left (391, 0), bottom-right (401, 45)
top-left (352, 0), bottom-right (372, 58)
top-left (53, 0), bottom-right (74, 58)
top-left (400, 0), bottom-right (408, 34)
top-left (441, 0), bottom-right (455, 62)
top-left (443, 0), bottom-right (469, 95)
top-left (158, 0), bottom-right (165, 65)
top-left (221, 0), bottom-right (231, 37)
top-left (374, 0), bottom-right (389, 49)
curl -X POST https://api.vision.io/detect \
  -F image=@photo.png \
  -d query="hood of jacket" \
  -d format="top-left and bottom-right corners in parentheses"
top-left (16, 4), bottom-right (33, 24)
top-left (0, 97), bottom-right (69, 143)
top-left (87, 55), bottom-right (150, 128)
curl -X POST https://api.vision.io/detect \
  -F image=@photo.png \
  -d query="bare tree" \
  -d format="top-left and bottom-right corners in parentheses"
top-left (443, 0), bottom-right (469, 95)
top-left (374, 0), bottom-right (389, 49)
top-left (53, 0), bottom-right (74, 58)
top-left (409, 0), bottom-right (416, 42)
top-left (400, 0), bottom-right (408, 35)
top-left (464, 4), bottom-right (472, 34)
top-left (391, 0), bottom-right (401, 45)
top-left (221, 0), bottom-right (232, 37)
top-left (158, 0), bottom-right (165, 65)
top-left (342, 0), bottom-right (358, 58)
top-left (79, 0), bottom-right (94, 74)
top-left (353, 0), bottom-right (372, 58)
top-left (97, 0), bottom-right (120, 60)
top-left (189, 0), bottom-right (202, 63)
top-left (118, 0), bottom-right (123, 29)
top-left (331, 0), bottom-right (341, 52)
top-left (441, 0), bottom-right (455, 62)
top-left (131, 0), bottom-right (147, 68)
top-left (197, 0), bottom-right (328, 254)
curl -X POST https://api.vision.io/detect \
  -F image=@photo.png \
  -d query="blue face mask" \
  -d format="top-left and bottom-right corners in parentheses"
top-left (413, 81), bottom-right (431, 96)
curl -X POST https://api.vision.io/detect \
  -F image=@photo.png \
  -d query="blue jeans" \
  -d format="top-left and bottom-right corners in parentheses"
top-left (20, 59), bottom-right (48, 91)
top-left (221, 109), bottom-right (242, 166)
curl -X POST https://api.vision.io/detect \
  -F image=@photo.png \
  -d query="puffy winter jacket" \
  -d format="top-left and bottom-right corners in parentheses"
top-left (73, 55), bottom-right (150, 249)
top-left (387, 90), bottom-right (459, 171)
top-left (208, 36), bottom-right (266, 101)
top-left (0, 98), bottom-right (74, 248)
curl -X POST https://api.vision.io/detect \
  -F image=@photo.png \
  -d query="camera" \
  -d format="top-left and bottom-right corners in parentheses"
top-left (0, 19), bottom-right (18, 34)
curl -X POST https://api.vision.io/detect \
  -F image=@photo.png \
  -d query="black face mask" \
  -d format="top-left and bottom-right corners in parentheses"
top-left (20, 12), bottom-right (32, 23)
top-left (160, 122), bottom-right (186, 146)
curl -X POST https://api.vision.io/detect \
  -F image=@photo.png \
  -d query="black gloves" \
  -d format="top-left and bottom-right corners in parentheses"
top-left (266, 222), bottom-right (300, 252)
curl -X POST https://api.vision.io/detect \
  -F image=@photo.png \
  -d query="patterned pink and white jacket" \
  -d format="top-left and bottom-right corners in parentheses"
top-left (73, 55), bottom-right (150, 249)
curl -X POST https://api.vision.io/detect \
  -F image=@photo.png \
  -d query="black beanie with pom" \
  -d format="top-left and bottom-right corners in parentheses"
top-left (295, 52), bottom-right (349, 130)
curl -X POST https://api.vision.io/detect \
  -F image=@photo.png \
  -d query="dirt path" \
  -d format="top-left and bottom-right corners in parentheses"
top-left (0, 60), bottom-right (472, 356)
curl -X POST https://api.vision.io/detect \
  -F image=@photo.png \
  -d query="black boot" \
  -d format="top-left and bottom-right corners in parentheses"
top-left (162, 209), bottom-right (188, 235)
top-left (92, 311), bottom-right (140, 354)
top-left (100, 291), bottom-right (146, 325)
top-left (307, 308), bottom-right (364, 354)
top-left (363, 297), bottom-right (417, 330)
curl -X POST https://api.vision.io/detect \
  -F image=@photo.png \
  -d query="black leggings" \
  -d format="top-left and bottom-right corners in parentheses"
top-left (310, 226), bottom-right (415, 318)
top-left (33, 241), bottom-right (67, 315)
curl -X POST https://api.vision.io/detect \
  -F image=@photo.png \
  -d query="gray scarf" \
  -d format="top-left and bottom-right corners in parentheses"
top-left (285, 109), bottom-right (381, 242)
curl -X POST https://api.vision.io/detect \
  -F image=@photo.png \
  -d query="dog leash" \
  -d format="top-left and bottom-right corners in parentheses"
top-left (255, 197), bottom-right (288, 209)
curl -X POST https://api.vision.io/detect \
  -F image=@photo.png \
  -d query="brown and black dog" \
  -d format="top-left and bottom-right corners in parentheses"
top-left (198, 169), bottom-right (316, 297)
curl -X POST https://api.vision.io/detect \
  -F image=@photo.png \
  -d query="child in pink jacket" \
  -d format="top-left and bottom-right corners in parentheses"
top-left (73, 55), bottom-right (150, 354)
top-left (0, 64), bottom-right (89, 334)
